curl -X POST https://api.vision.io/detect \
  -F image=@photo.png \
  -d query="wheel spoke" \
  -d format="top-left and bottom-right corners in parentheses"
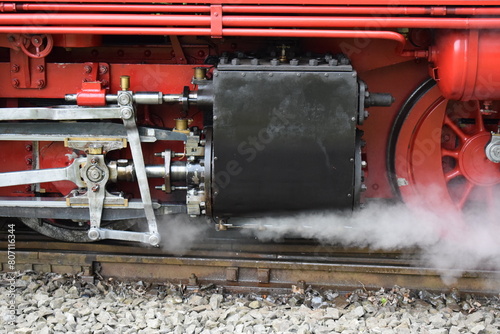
top-left (445, 167), bottom-right (462, 182)
top-left (442, 148), bottom-right (459, 159)
top-left (457, 181), bottom-right (475, 209)
top-left (443, 115), bottom-right (470, 143)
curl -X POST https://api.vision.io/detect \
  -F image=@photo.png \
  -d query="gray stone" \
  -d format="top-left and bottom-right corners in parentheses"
top-left (210, 294), bottom-right (224, 309)
top-left (249, 301), bottom-right (261, 309)
top-left (470, 324), bottom-right (486, 334)
top-left (67, 286), bottom-right (79, 298)
top-left (187, 295), bottom-right (207, 306)
top-left (429, 329), bottom-right (448, 334)
top-left (350, 306), bottom-right (365, 319)
top-left (429, 314), bottom-right (447, 329)
top-left (325, 307), bottom-right (341, 320)
top-left (467, 312), bottom-right (485, 325)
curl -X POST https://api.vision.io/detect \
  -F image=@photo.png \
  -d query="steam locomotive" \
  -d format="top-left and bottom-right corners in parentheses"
top-left (1, 1), bottom-right (499, 245)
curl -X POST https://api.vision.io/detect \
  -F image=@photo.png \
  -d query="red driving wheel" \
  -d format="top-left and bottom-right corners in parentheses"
top-left (390, 80), bottom-right (500, 219)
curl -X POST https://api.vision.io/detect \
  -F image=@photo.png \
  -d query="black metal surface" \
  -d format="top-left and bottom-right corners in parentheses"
top-left (212, 67), bottom-right (358, 217)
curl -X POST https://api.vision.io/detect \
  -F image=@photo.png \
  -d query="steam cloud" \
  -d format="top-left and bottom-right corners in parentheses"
top-left (156, 194), bottom-right (500, 285)
top-left (239, 200), bottom-right (500, 281)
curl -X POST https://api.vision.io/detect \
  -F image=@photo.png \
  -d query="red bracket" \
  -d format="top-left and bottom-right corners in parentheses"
top-left (76, 81), bottom-right (107, 106)
top-left (82, 62), bottom-right (110, 89)
top-left (211, 5), bottom-right (223, 39)
top-left (10, 49), bottom-right (46, 89)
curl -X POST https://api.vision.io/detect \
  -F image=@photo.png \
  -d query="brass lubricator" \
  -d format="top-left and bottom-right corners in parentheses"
top-left (173, 118), bottom-right (192, 134)
top-left (194, 67), bottom-right (207, 80)
top-left (120, 75), bottom-right (130, 91)
top-left (278, 44), bottom-right (290, 63)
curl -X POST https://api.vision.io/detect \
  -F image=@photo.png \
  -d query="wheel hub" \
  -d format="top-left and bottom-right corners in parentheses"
top-left (459, 133), bottom-right (500, 186)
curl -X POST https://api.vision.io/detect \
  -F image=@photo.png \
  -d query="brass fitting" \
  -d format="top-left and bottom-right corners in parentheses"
top-left (120, 75), bottom-right (130, 91)
top-left (194, 67), bottom-right (207, 80)
top-left (173, 118), bottom-right (191, 134)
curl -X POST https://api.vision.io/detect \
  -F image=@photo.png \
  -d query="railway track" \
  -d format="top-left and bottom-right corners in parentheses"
top-left (1, 224), bottom-right (499, 295)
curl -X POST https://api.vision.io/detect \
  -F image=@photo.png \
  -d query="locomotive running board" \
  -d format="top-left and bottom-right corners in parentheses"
top-left (0, 104), bottom-right (164, 246)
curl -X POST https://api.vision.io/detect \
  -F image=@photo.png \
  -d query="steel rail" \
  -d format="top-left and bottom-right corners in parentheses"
top-left (1, 234), bottom-right (499, 294)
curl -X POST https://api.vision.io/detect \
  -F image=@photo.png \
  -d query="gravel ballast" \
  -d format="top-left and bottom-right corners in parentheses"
top-left (1, 272), bottom-right (499, 334)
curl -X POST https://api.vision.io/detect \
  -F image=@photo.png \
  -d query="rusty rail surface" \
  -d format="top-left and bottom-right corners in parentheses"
top-left (1, 231), bottom-right (499, 294)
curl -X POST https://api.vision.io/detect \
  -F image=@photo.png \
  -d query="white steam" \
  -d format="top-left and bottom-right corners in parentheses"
top-left (158, 215), bottom-right (210, 255)
top-left (240, 201), bottom-right (500, 275)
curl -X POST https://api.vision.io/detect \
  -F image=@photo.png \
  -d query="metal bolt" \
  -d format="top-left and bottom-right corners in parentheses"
top-left (231, 58), bottom-right (241, 65)
top-left (121, 107), bottom-right (133, 120)
top-left (118, 93), bottom-right (131, 105)
top-left (270, 58), bottom-right (279, 66)
top-left (84, 65), bottom-right (92, 74)
top-left (36, 80), bottom-right (45, 88)
top-left (361, 160), bottom-right (368, 168)
top-left (12, 79), bottom-right (19, 88)
top-left (25, 144), bottom-right (32, 152)
top-left (329, 59), bottom-right (339, 66)
top-left (36, 65), bottom-right (44, 73)
top-left (26, 158), bottom-right (32, 165)
top-left (91, 185), bottom-right (100, 192)
top-left (188, 273), bottom-right (198, 285)
top-left (324, 73), bottom-right (329, 77)
top-left (309, 59), bottom-right (319, 66)
top-left (99, 65), bottom-right (108, 74)
top-left (213, 115), bottom-right (218, 120)
top-left (91, 158), bottom-right (97, 164)
top-left (250, 58), bottom-right (260, 65)
top-left (290, 59), bottom-right (299, 66)
top-left (149, 233), bottom-right (160, 246)
top-left (11, 64), bottom-right (19, 73)
top-left (361, 184), bottom-right (368, 192)
top-left (351, 117), bottom-right (356, 122)
top-left (241, 72), bottom-right (246, 77)
top-left (269, 73), bottom-right (274, 77)
top-left (219, 57), bottom-right (229, 65)
top-left (144, 50), bottom-right (152, 57)
top-left (88, 229), bottom-right (100, 240)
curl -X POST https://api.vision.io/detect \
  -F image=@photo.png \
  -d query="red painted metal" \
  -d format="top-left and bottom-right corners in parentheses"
top-left (1, 13), bottom-right (500, 30)
top-left (76, 81), bottom-right (106, 106)
top-left (429, 30), bottom-right (500, 101)
top-left (0, 13), bottom-right (210, 25)
top-left (13, 4), bottom-right (211, 13)
top-left (5, 3), bottom-right (500, 16)
top-left (394, 85), bottom-right (500, 213)
top-left (222, 16), bottom-right (500, 29)
top-left (5, 0), bottom-right (500, 5)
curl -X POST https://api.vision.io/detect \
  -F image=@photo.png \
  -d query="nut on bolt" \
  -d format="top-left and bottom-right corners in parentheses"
top-left (88, 228), bottom-right (100, 240)
top-left (148, 233), bottom-right (160, 246)
top-left (121, 107), bottom-right (133, 120)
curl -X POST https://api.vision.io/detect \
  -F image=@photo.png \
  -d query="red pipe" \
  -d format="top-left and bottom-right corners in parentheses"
top-left (223, 16), bottom-right (500, 29)
top-left (0, 25), bottom-right (405, 51)
top-left (2, 13), bottom-right (500, 30)
top-left (223, 5), bottom-right (500, 16)
top-left (0, 26), bottom-right (211, 35)
top-left (15, 4), bottom-right (211, 13)
top-left (0, 13), bottom-right (210, 26)
top-left (3, 3), bottom-right (500, 16)
top-left (223, 28), bottom-right (406, 51)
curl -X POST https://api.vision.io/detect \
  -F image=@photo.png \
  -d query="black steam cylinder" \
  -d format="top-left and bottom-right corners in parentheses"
top-left (197, 60), bottom-right (392, 219)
